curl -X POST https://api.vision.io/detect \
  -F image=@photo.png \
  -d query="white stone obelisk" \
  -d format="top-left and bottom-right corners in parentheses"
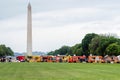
top-left (27, 1), bottom-right (32, 56)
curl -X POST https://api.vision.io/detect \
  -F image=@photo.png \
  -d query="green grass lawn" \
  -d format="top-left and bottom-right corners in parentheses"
top-left (0, 63), bottom-right (120, 80)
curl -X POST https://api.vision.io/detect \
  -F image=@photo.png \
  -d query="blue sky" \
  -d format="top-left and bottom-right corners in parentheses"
top-left (0, 0), bottom-right (120, 52)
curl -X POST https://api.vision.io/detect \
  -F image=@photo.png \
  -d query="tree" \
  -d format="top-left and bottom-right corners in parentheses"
top-left (47, 46), bottom-right (71, 55)
top-left (99, 36), bottom-right (119, 56)
top-left (89, 34), bottom-right (120, 56)
top-left (71, 43), bottom-right (83, 56)
top-left (89, 36), bottom-right (101, 55)
top-left (0, 44), bottom-right (14, 57)
top-left (105, 43), bottom-right (120, 56)
top-left (73, 33), bottom-right (119, 56)
top-left (82, 33), bottom-right (98, 56)
top-left (47, 51), bottom-right (54, 55)
top-left (58, 46), bottom-right (71, 55)
top-left (6, 47), bottom-right (14, 56)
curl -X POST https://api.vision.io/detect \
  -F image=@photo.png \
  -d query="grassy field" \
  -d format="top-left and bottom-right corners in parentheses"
top-left (0, 63), bottom-right (120, 80)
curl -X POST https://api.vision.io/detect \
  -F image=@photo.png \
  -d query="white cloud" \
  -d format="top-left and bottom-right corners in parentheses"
top-left (33, 7), bottom-right (102, 26)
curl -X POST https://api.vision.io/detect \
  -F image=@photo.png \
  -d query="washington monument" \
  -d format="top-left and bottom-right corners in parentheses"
top-left (27, 1), bottom-right (32, 56)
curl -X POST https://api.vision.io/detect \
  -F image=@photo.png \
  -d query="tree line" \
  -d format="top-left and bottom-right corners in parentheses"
top-left (48, 33), bottom-right (120, 56)
top-left (0, 44), bottom-right (14, 57)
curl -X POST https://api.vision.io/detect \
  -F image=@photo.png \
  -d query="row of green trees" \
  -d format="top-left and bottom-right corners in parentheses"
top-left (48, 33), bottom-right (120, 56)
top-left (0, 44), bottom-right (14, 57)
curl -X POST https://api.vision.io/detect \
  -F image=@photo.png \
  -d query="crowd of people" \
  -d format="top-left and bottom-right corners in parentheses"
top-left (88, 55), bottom-right (120, 63)
top-left (0, 56), bottom-right (20, 62)
top-left (1, 55), bottom-right (120, 63)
